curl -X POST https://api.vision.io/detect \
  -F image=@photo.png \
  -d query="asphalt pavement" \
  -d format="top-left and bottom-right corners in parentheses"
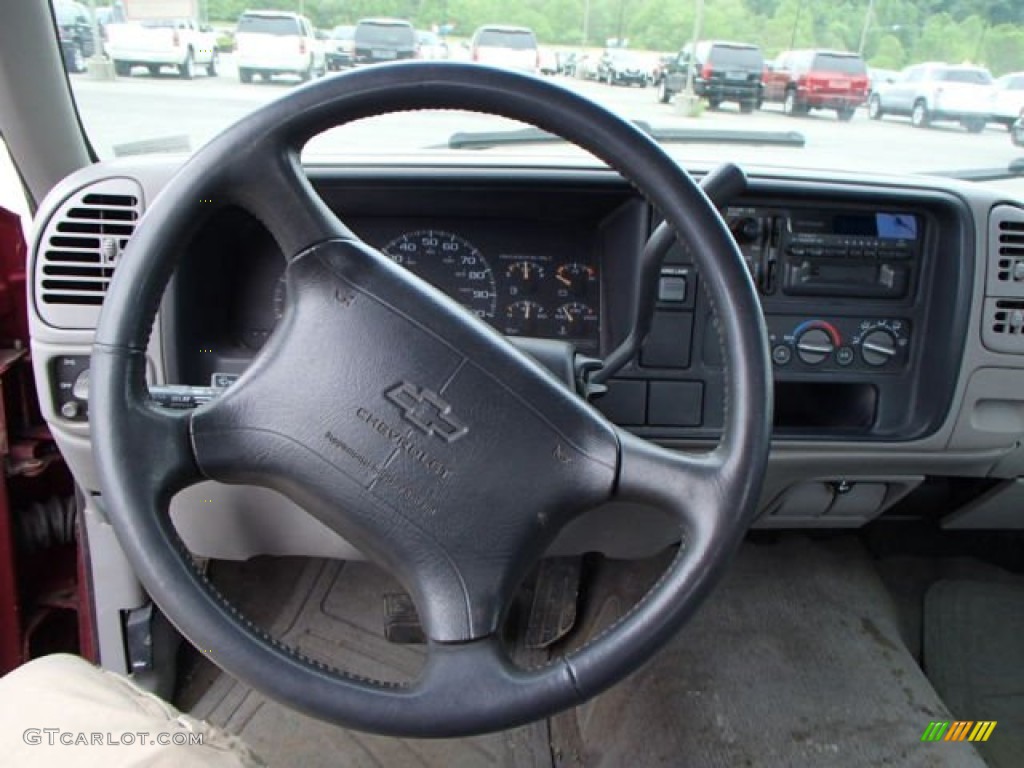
top-left (61, 55), bottom-right (1024, 185)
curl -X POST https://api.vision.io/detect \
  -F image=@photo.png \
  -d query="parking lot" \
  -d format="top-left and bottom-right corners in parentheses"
top-left (68, 55), bottom-right (1024, 183)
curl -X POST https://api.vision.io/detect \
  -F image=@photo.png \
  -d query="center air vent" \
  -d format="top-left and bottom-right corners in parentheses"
top-left (35, 178), bottom-right (142, 329)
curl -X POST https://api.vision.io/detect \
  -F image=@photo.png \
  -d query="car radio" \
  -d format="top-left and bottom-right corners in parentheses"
top-left (779, 210), bottom-right (919, 299)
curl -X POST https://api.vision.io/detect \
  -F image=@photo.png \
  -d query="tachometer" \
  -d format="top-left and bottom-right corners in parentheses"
top-left (382, 230), bottom-right (497, 320)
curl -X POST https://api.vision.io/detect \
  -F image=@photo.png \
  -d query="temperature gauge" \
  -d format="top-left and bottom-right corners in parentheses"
top-left (555, 302), bottom-right (597, 337)
top-left (504, 300), bottom-right (549, 336)
top-left (555, 262), bottom-right (597, 297)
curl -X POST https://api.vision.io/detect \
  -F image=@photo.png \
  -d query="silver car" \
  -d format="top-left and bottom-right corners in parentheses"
top-left (868, 62), bottom-right (993, 132)
top-left (988, 72), bottom-right (1024, 130)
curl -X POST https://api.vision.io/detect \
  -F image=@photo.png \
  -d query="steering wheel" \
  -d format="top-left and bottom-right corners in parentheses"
top-left (91, 62), bottom-right (771, 737)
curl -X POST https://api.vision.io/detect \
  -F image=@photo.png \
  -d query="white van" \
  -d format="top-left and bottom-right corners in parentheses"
top-left (469, 25), bottom-right (538, 74)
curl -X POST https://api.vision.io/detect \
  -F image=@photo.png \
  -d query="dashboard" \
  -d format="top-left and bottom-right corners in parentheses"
top-left (26, 160), bottom-right (1024, 550)
top-left (142, 174), bottom-right (967, 447)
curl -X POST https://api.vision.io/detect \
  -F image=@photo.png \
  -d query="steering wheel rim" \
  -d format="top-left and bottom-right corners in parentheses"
top-left (91, 62), bottom-right (771, 737)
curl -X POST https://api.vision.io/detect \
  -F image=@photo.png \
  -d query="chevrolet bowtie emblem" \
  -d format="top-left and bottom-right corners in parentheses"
top-left (385, 382), bottom-right (468, 443)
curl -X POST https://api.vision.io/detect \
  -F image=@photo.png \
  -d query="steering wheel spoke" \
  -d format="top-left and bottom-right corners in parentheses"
top-left (91, 345), bottom-right (202, 501)
top-left (613, 428), bottom-right (728, 533)
top-left (211, 139), bottom-right (355, 257)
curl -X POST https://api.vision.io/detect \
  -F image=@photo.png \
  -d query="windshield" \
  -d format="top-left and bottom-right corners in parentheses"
top-left (812, 54), bottom-right (866, 75)
top-left (937, 68), bottom-right (993, 85)
top-left (609, 51), bottom-right (644, 65)
top-left (355, 21), bottom-right (414, 46)
top-left (476, 29), bottom-right (536, 49)
top-left (54, 2), bottom-right (81, 26)
top-left (708, 46), bottom-right (762, 68)
top-left (237, 15), bottom-right (300, 36)
top-left (54, 1), bottom-right (1024, 187)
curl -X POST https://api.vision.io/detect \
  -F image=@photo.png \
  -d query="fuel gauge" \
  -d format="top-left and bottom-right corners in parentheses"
top-left (555, 302), bottom-right (597, 338)
top-left (504, 300), bottom-right (549, 336)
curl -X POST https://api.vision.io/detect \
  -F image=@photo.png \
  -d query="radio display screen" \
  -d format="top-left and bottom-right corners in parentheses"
top-left (833, 212), bottom-right (919, 240)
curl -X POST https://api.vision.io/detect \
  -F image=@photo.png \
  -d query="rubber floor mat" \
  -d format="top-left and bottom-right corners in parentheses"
top-left (549, 537), bottom-right (988, 768)
top-left (190, 537), bottom-right (986, 767)
top-left (191, 558), bottom-right (551, 767)
top-left (924, 579), bottom-right (1024, 768)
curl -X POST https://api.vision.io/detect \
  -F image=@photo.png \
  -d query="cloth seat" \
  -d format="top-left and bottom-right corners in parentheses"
top-left (0, 653), bottom-right (263, 766)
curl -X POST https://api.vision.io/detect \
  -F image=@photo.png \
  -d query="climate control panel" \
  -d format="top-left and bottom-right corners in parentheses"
top-left (768, 317), bottom-right (910, 372)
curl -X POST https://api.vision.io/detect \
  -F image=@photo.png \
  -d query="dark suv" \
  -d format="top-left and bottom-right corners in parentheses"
top-left (763, 49), bottom-right (869, 121)
top-left (54, 0), bottom-right (96, 73)
top-left (353, 18), bottom-right (416, 65)
top-left (658, 41), bottom-right (764, 112)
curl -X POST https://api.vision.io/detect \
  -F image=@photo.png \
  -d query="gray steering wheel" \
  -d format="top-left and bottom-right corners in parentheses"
top-left (91, 62), bottom-right (771, 737)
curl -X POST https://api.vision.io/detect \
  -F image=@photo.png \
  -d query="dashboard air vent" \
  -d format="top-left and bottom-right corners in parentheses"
top-left (35, 178), bottom-right (143, 329)
top-left (988, 205), bottom-right (1024, 298)
top-left (982, 206), bottom-right (1024, 354)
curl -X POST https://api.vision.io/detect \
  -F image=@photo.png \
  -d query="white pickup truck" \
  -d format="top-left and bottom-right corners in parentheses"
top-left (106, 11), bottom-right (218, 79)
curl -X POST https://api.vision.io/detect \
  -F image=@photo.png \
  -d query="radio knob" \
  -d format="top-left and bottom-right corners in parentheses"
top-left (795, 328), bottom-right (834, 365)
top-left (739, 217), bottom-right (761, 242)
top-left (861, 330), bottom-right (897, 366)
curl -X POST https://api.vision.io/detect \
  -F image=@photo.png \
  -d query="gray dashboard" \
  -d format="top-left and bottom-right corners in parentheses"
top-left (26, 157), bottom-right (1024, 563)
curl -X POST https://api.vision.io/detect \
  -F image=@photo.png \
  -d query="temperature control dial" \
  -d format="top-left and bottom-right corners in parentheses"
top-left (795, 328), bottom-right (836, 365)
top-left (860, 330), bottom-right (897, 366)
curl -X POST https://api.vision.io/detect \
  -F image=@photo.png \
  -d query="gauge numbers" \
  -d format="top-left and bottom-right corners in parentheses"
top-left (383, 230), bottom-right (497, 320)
top-left (555, 301), bottom-right (598, 338)
top-left (504, 299), bottom-right (549, 336)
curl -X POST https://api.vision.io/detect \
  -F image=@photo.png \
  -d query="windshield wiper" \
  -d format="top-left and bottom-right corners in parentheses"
top-left (927, 158), bottom-right (1024, 182)
top-left (445, 122), bottom-right (805, 150)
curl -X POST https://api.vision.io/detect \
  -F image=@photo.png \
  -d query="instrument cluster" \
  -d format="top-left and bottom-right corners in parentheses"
top-left (379, 229), bottom-right (599, 350)
top-left (268, 226), bottom-right (601, 352)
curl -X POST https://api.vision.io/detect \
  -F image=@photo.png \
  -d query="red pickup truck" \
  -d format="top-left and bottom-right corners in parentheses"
top-left (763, 49), bottom-right (869, 121)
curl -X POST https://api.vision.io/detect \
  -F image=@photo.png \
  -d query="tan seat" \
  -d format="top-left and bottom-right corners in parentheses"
top-left (0, 654), bottom-right (263, 766)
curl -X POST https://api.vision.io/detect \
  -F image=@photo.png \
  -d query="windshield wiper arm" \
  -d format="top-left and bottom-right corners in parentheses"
top-left (927, 158), bottom-right (1024, 182)
top-left (445, 123), bottom-right (805, 150)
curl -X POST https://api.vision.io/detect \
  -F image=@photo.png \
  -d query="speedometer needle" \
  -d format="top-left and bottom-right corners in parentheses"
top-left (555, 274), bottom-right (572, 288)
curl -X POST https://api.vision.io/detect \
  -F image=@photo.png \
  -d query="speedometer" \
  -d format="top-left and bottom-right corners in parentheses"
top-left (382, 230), bottom-right (497, 321)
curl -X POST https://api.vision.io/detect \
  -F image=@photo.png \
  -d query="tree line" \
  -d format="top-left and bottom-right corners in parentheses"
top-left (206, 0), bottom-right (1024, 74)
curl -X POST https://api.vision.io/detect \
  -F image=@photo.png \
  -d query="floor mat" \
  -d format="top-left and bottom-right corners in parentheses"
top-left (550, 537), bottom-right (987, 768)
top-left (190, 537), bottom-right (985, 767)
top-left (924, 580), bottom-right (1024, 768)
top-left (190, 559), bottom-right (551, 767)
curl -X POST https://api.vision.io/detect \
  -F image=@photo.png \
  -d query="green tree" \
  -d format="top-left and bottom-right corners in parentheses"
top-left (870, 33), bottom-right (906, 68)
top-left (980, 23), bottom-right (1024, 74)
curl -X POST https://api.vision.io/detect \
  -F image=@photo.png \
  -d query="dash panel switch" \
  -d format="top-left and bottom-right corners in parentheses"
top-left (657, 268), bottom-right (689, 303)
